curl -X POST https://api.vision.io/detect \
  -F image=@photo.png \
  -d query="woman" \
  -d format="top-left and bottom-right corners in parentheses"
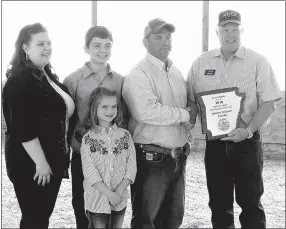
top-left (2, 23), bottom-right (75, 228)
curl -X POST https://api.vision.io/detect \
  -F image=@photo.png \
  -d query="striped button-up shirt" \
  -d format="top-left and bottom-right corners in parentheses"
top-left (122, 53), bottom-right (190, 148)
top-left (187, 46), bottom-right (281, 127)
top-left (81, 124), bottom-right (137, 213)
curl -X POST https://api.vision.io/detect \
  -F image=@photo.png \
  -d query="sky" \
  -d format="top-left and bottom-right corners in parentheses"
top-left (1, 1), bottom-right (285, 91)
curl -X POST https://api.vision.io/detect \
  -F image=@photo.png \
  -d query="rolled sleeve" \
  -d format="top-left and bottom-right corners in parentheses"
top-left (123, 132), bottom-right (137, 184)
top-left (81, 135), bottom-right (103, 185)
top-left (256, 57), bottom-right (282, 104)
top-left (122, 68), bottom-right (187, 125)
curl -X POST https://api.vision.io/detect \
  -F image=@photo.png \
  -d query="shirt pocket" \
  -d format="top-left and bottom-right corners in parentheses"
top-left (196, 71), bottom-right (221, 92)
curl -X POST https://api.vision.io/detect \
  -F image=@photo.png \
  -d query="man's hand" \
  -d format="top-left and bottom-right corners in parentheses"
top-left (221, 128), bottom-right (249, 142)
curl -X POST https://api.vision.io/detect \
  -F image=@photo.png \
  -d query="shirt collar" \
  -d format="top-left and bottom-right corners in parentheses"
top-left (145, 52), bottom-right (173, 71)
top-left (93, 123), bottom-right (118, 134)
top-left (81, 62), bottom-right (113, 79)
top-left (212, 45), bottom-right (246, 59)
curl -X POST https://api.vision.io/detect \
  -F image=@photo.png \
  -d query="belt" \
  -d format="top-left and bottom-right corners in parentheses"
top-left (135, 143), bottom-right (183, 158)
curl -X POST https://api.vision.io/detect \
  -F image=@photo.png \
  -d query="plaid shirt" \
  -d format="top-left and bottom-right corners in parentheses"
top-left (81, 124), bottom-right (136, 213)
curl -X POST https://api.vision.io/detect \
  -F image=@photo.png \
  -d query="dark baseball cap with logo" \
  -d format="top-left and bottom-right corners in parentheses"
top-left (144, 18), bottom-right (175, 38)
top-left (218, 10), bottom-right (241, 26)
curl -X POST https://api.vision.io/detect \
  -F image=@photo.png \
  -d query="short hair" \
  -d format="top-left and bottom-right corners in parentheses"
top-left (83, 87), bottom-right (123, 131)
top-left (85, 26), bottom-right (113, 48)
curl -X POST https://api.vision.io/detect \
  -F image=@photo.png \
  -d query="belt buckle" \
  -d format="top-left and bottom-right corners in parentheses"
top-left (146, 152), bottom-right (154, 161)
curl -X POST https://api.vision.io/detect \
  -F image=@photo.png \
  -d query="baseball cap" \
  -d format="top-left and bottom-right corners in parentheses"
top-left (144, 18), bottom-right (175, 38)
top-left (218, 10), bottom-right (241, 26)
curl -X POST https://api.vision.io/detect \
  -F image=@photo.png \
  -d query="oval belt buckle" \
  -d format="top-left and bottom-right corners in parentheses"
top-left (171, 149), bottom-right (175, 158)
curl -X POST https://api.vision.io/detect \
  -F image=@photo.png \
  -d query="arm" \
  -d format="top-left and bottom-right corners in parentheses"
top-left (80, 135), bottom-right (122, 204)
top-left (222, 101), bottom-right (276, 142)
top-left (247, 101), bottom-right (276, 134)
top-left (119, 77), bottom-right (131, 130)
top-left (22, 138), bottom-right (52, 186)
top-left (122, 68), bottom-right (190, 126)
top-left (120, 96), bottom-right (130, 130)
top-left (81, 135), bottom-right (104, 185)
top-left (7, 74), bottom-right (52, 186)
top-left (186, 61), bottom-right (199, 129)
top-left (115, 131), bottom-right (137, 197)
top-left (222, 56), bottom-right (281, 142)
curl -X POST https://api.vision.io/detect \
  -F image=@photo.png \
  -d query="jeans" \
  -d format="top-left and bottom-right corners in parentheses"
top-left (130, 145), bottom-right (187, 229)
top-left (71, 151), bottom-right (89, 229)
top-left (86, 208), bottom-right (126, 229)
top-left (11, 171), bottom-right (62, 229)
top-left (205, 132), bottom-right (266, 228)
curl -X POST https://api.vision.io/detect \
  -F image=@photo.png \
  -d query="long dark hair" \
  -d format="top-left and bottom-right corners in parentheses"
top-left (6, 23), bottom-right (58, 81)
top-left (83, 87), bottom-right (123, 131)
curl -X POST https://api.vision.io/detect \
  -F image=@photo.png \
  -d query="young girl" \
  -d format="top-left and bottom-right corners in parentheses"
top-left (81, 87), bottom-right (136, 229)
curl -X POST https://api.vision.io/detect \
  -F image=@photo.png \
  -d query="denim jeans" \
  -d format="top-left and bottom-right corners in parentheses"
top-left (205, 132), bottom-right (266, 228)
top-left (86, 208), bottom-right (126, 229)
top-left (71, 151), bottom-right (89, 229)
top-left (130, 145), bottom-right (187, 229)
top-left (12, 171), bottom-right (62, 229)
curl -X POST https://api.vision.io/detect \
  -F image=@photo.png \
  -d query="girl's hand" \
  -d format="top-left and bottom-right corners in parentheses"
top-left (107, 192), bottom-right (122, 205)
top-left (33, 160), bottom-right (53, 186)
top-left (115, 186), bottom-right (124, 197)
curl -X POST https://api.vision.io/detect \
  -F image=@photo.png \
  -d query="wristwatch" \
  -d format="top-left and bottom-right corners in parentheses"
top-left (245, 127), bottom-right (253, 139)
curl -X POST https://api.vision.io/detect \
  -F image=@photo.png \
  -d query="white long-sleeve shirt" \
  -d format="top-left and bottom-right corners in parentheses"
top-left (122, 53), bottom-right (190, 148)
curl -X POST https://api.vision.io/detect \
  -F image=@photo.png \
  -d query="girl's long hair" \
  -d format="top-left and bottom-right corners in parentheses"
top-left (6, 22), bottom-right (58, 81)
top-left (83, 87), bottom-right (123, 131)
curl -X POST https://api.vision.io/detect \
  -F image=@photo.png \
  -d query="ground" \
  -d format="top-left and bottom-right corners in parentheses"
top-left (1, 149), bottom-right (285, 228)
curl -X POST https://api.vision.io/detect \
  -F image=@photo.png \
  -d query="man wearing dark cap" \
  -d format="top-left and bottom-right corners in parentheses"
top-left (123, 18), bottom-right (197, 229)
top-left (186, 10), bottom-right (281, 228)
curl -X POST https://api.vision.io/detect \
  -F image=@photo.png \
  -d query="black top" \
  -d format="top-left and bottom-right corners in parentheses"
top-left (2, 67), bottom-right (76, 180)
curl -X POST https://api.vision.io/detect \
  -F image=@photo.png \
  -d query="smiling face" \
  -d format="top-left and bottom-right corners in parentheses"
top-left (85, 37), bottom-right (112, 64)
top-left (144, 27), bottom-right (172, 62)
top-left (22, 32), bottom-right (52, 69)
top-left (97, 95), bottom-right (118, 128)
top-left (216, 22), bottom-right (243, 57)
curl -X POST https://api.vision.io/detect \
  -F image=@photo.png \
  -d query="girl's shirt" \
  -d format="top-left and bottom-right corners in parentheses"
top-left (81, 124), bottom-right (137, 214)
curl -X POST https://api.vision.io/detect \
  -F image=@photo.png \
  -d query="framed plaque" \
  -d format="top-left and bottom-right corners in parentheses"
top-left (195, 87), bottom-right (245, 140)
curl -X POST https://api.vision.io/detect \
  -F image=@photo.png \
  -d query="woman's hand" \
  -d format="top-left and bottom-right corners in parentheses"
top-left (33, 160), bottom-right (53, 186)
